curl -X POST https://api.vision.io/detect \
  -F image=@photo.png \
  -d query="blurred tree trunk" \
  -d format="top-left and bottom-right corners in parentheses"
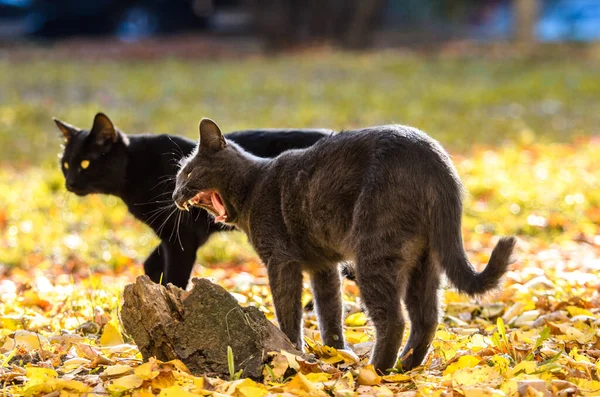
top-left (247, 0), bottom-right (296, 50)
top-left (343, 0), bottom-right (384, 49)
top-left (514, 0), bottom-right (540, 45)
top-left (247, 0), bottom-right (384, 50)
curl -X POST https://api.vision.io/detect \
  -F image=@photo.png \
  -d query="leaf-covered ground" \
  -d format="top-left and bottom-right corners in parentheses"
top-left (1, 49), bottom-right (599, 396)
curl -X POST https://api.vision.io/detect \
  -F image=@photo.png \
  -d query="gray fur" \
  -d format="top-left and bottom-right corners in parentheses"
top-left (173, 119), bottom-right (516, 372)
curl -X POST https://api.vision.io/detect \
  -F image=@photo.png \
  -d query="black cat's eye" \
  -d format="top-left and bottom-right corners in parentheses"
top-left (81, 160), bottom-right (90, 169)
top-left (63, 162), bottom-right (69, 169)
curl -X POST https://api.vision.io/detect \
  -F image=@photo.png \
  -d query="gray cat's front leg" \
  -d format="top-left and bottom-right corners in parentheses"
top-left (267, 260), bottom-right (304, 349)
top-left (310, 266), bottom-right (345, 349)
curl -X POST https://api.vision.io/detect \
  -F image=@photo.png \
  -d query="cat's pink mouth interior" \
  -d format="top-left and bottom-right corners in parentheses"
top-left (185, 190), bottom-right (227, 222)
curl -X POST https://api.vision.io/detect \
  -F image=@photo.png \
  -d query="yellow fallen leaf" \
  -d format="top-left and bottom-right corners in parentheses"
top-left (375, 385), bottom-right (395, 396)
top-left (462, 386), bottom-right (505, 397)
top-left (305, 372), bottom-right (330, 382)
top-left (571, 378), bottom-right (600, 397)
top-left (489, 355), bottom-right (510, 375)
top-left (566, 306), bottom-right (593, 317)
top-left (552, 322), bottom-right (596, 344)
top-left (106, 374), bottom-right (144, 392)
top-left (357, 365), bottom-right (381, 386)
top-left (509, 360), bottom-right (537, 377)
top-left (239, 386), bottom-right (269, 397)
top-left (134, 360), bottom-right (160, 380)
top-left (61, 357), bottom-right (91, 372)
top-left (224, 378), bottom-right (260, 394)
top-left (283, 372), bottom-right (327, 396)
top-left (103, 364), bottom-right (133, 377)
top-left (13, 330), bottom-right (48, 351)
top-left (133, 390), bottom-right (156, 397)
top-left (268, 352), bottom-right (289, 379)
top-left (337, 349), bottom-right (360, 364)
top-left (382, 373), bottom-right (411, 382)
top-left (570, 347), bottom-right (591, 363)
top-left (73, 343), bottom-right (100, 360)
top-left (53, 379), bottom-right (91, 393)
top-left (160, 359), bottom-right (192, 374)
top-left (280, 350), bottom-right (300, 370)
top-left (150, 371), bottom-right (176, 389)
top-left (26, 366), bottom-right (58, 383)
top-left (345, 312), bottom-right (368, 326)
top-left (100, 320), bottom-right (125, 347)
top-left (21, 368), bottom-right (91, 396)
top-left (342, 369), bottom-right (355, 390)
top-left (452, 366), bottom-right (504, 389)
top-left (345, 329), bottom-right (370, 344)
top-left (443, 355), bottom-right (481, 376)
top-left (189, 377), bottom-right (206, 394)
top-left (0, 315), bottom-right (23, 331)
top-left (158, 385), bottom-right (199, 397)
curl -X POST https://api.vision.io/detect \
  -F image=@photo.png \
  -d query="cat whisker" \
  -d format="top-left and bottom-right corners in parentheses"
top-left (168, 208), bottom-right (181, 243)
top-left (156, 207), bottom-right (177, 237)
top-left (146, 204), bottom-right (175, 227)
top-left (147, 205), bottom-right (174, 220)
top-left (149, 176), bottom-right (176, 192)
top-left (134, 198), bottom-right (174, 206)
top-left (144, 202), bottom-right (175, 213)
top-left (167, 136), bottom-right (185, 158)
top-left (175, 211), bottom-right (184, 251)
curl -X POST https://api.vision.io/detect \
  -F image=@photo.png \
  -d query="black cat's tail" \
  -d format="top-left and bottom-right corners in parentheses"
top-left (431, 186), bottom-right (516, 296)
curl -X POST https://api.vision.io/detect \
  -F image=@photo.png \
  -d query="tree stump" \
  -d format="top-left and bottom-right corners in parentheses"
top-left (121, 275), bottom-right (300, 379)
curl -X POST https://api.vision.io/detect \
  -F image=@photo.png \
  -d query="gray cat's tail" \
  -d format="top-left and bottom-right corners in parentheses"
top-left (431, 186), bottom-right (516, 296)
top-left (440, 236), bottom-right (516, 296)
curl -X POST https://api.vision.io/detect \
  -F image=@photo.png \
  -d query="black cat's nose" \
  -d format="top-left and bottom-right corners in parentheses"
top-left (66, 181), bottom-right (76, 190)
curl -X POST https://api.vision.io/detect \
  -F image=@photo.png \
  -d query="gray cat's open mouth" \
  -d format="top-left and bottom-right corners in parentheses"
top-left (183, 190), bottom-right (227, 222)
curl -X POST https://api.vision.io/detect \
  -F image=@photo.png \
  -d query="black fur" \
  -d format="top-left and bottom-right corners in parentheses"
top-left (54, 113), bottom-right (332, 287)
top-left (173, 119), bottom-right (516, 372)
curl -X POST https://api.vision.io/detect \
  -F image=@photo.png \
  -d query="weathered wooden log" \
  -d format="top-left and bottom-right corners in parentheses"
top-left (121, 275), bottom-right (300, 379)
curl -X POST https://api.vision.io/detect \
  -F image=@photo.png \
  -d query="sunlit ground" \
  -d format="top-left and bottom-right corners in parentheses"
top-left (0, 51), bottom-right (599, 396)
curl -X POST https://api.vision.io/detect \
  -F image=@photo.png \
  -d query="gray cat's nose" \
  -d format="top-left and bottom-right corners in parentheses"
top-left (172, 190), bottom-right (188, 211)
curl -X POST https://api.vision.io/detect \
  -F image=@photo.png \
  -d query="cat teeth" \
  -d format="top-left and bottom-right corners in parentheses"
top-left (215, 215), bottom-right (228, 223)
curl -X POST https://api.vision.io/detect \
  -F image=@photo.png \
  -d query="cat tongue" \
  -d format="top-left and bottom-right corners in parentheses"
top-left (211, 192), bottom-right (227, 222)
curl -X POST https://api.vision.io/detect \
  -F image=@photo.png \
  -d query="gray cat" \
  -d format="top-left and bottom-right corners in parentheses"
top-left (172, 119), bottom-right (516, 372)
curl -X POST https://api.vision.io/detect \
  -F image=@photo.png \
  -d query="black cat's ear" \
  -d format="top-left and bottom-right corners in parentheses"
top-left (91, 113), bottom-right (118, 145)
top-left (53, 118), bottom-right (80, 141)
top-left (199, 118), bottom-right (226, 151)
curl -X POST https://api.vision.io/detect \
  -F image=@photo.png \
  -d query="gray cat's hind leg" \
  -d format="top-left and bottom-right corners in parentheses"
top-left (309, 265), bottom-right (345, 349)
top-left (355, 251), bottom-right (406, 373)
top-left (399, 252), bottom-right (440, 370)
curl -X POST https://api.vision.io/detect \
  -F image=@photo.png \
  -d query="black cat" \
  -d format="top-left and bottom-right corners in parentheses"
top-left (54, 113), bottom-right (332, 287)
top-left (173, 119), bottom-right (516, 372)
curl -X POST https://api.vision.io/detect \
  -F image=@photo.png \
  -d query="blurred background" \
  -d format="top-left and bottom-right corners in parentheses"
top-left (0, 0), bottom-right (599, 275)
top-left (1, 0), bottom-right (600, 45)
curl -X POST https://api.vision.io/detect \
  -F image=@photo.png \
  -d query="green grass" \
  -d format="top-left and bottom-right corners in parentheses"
top-left (1, 51), bottom-right (599, 271)
top-left (1, 52), bottom-right (599, 165)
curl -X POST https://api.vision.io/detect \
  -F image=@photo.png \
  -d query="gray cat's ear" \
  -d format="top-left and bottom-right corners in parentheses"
top-left (91, 112), bottom-right (118, 145)
top-left (53, 118), bottom-right (80, 140)
top-left (199, 118), bottom-right (226, 151)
